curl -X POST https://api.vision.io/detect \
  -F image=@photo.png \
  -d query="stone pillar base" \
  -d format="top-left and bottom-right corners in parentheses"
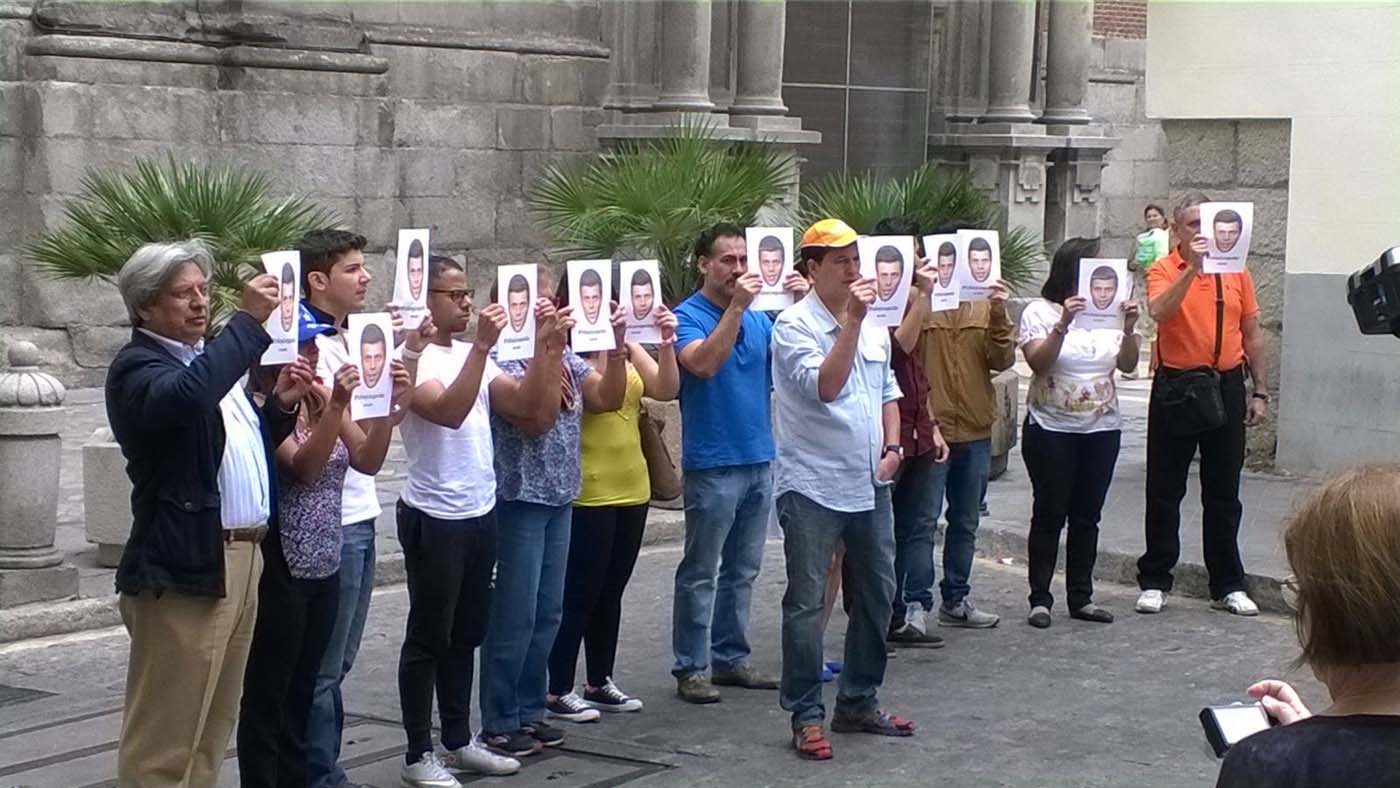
top-left (989, 369), bottom-right (1020, 480)
top-left (97, 543), bottom-right (124, 569)
top-left (0, 564), bottom-right (79, 609)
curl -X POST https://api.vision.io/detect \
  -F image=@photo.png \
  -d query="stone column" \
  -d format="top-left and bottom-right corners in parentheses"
top-left (0, 341), bottom-right (77, 607)
top-left (730, 0), bottom-right (787, 116)
top-left (1041, 0), bottom-right (1094, 125)
top-left (655, 0), bottom-right (716, 112)
top-left (603, 0), bottom-right (660, 111)
top-left (981, 0), bottom-right (1037, 124)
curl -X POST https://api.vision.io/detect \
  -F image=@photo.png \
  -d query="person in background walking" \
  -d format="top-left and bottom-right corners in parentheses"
top-left (1017, 238), bottom-right (1140, 629)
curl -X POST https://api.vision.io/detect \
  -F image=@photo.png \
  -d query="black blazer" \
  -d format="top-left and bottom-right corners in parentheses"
top-left (106, 311), bottom-right (296, 597)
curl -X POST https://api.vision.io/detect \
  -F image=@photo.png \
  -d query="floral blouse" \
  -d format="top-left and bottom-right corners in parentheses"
top-left (278, 425), bottom-right (349, 579)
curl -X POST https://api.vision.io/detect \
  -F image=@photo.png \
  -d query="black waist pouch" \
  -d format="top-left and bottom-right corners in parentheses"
top-left (1155, 367), bottom-right (1225, 435)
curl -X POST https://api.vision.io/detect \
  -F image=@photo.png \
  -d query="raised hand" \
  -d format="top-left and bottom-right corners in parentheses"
top-left (1059, 295), bottom-right (1088, 330)
top-left (241, 274), bottom-right (280, 323)
top-left (782, 271), bottom-right (810, 299)
top-left (389, 359), bottom-right (412, 406)
top-left (732, 271), bottom-right (762, 310)
top-left (475, 304), bottom-right (507, 351)
top-left (404, 314), bottom-right (438, 354)
top-left (331, 363), bottom-right (360, 406)
top-left (847, 277), bottom-right (876, 324)
top-left (655, 304), bottom-right (679, 347)
top-left (273, 355), bottom-right (316, 410)
top-left (609, 300), bottom-right (627, 347)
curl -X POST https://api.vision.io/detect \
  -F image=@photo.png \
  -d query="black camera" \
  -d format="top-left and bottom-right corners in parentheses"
top-left (1347, 247), bottom-right (1400, 336)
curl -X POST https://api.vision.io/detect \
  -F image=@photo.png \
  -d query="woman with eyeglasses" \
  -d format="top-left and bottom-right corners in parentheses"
top-left (545, 271), bottom-right (680, 722)
top-left (1215, 465), bottom-right (1400, 787)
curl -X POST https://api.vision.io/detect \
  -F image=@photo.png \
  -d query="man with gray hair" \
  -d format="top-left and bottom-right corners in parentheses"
top-left (106, 240), bottom-right (315, 787)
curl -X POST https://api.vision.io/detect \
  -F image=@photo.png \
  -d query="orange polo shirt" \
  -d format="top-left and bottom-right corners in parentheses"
top-left (1146, 249), bottom-right (1260, 371)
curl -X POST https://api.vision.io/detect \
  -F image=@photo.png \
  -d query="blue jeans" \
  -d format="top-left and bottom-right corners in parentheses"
top-left (671, 462), bottom-right (771, 676)
top-left (479, 499), bottom-right (571, 734)
top-left (777, 487), bottom-right (895, 729)
top-left (931, 439), bottom-right (991, 608)
top-left (890, 454), bottom-right (941, 627)
top-left (306, 518), bottom-right (376, 788)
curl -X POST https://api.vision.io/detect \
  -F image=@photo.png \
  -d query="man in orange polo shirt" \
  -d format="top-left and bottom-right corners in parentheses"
top-left (1135, 193), bottom-right (1270, 617)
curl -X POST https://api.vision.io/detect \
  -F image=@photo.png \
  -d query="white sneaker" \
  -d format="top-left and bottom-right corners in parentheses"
top-left (1136, 589), bottom-right (1168, 614)
top-left (435, 736), bottom-right (521, 776)
top-left (904, 602), bottom-right (928, 635)
top-left (401, 751), bottom-right (462, 788)
top-left (1212, 591), bottom-right (1260, 617)
top-left (547, 690), bottom-right (603, 723)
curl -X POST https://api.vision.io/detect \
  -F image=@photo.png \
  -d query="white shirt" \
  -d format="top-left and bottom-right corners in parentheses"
top-left (137, 328), bottom-right (270, 529)
top-left (399, 341), bottom-right (501, 520)
top-left (315, 331), bottom-right (383, 526)
top-left (1016, 299), bottom-right (1125, 433)
top-left (771, 295), bottom-right (902, 513)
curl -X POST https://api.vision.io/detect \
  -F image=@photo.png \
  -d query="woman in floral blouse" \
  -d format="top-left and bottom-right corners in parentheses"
top-left (238, 304), bottom-right (409, 787)
top-left (1016, 238), bottom-right (1140, 629)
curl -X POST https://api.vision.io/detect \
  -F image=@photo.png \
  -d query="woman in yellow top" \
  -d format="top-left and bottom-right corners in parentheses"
top-left (546, 280), bottom-right (679, 721)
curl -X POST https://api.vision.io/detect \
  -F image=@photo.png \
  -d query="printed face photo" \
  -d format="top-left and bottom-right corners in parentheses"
top-left (406, 239), bottom-right (425, 300)
top-left (630, 278), bottom-right (654, 321)
top-left (968, 238), bottom-right (993, 283)
top-left (579, 269), bottom-right (604, 325)
top-left (937, 243), bottom-right (957, 288)
top-left (1089, 266), bottom-right (1119, 310)
top-left (359, 328), bottom-right (386, 389)
top-left (278, 263), bottom-right (296, 332)
top-left (874, 246), bottom-right (904, 302)
top-left (507, 274), bottom-right (531, 332)
top-left (1213, 211), bottom-right (1243, 253)
top-left (757, 236), bottom-right (785, 287)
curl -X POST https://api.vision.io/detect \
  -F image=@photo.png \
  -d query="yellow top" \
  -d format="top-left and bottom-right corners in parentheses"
top-left (577, 365), bottom-right (650, 507)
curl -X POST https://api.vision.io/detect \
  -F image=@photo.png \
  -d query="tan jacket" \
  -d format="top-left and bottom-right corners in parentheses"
top-left (916, 301), bottom-right (1016, 444)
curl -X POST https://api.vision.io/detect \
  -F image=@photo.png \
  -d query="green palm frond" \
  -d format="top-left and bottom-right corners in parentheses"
top-left (529, 119), bottom-right (795, 305)
top-left (27, 154), bottom-right (340, 325)
top-left (796, 163), bottom-right (1045, 293)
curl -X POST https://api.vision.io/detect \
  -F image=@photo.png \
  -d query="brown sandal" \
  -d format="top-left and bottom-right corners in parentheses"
top-left (793, 725), bottom-right (833, 760)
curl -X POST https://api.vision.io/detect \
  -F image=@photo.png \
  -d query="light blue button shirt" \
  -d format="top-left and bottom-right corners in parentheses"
top-left (771, 294), bottom-right (902, 513)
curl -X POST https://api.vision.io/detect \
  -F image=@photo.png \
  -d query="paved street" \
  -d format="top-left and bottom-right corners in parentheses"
top-left (0, 543), bottom-right (1319, 787)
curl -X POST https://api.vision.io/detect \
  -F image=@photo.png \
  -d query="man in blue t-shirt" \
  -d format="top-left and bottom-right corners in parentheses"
top-left (670, 222), bottom-right (808, 704)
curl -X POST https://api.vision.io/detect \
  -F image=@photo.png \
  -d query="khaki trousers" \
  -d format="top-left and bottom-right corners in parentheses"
top-left (116, 541), bottom-right (262, 788)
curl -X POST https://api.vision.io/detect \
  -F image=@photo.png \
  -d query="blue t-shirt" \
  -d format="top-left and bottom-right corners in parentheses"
top-left (673, 292), bottom-right (776, 471)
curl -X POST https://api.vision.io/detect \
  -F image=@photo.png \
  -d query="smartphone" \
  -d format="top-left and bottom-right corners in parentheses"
top-left (1200, 702), bottom-right (1273, 757)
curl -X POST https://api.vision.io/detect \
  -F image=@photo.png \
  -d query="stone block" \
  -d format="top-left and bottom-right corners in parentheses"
top-left (1236, 119), bottom-right (1291, 187)
top-left (1103, 37), bottom-right (1147, 73)
top-left (220, 66), bottom-right (388, 99)
top-left (550, 107), bottom-right (605, 152)
top-left (0, 565), bottom-right (79, 609)
top-left (1085, 81), bottom-right (1137, 125)
top-left (403, 194), bottom-right (497, 249)
top-left (0, 254), bottom-right (17, 326)
top-left (1103, 196), bottom-right (1150, 239)
top-left (1131, 162), bottom-right (1170, 201)
top-left (91, 84), bottom-right (218, 143)
top-left (219, 92), bottom-right (360, 147)
top-left (398, 148), bottom-right (461, 198)
top-left (519, 56), bottom-right (609, 106)
top-left (0, 326), bottom-right (71, 373)
top-left (496, 106), bottom-right (551, 150)
top-left (1248, 254), bottom-right (1286, 323)
top-left (25, 82), bottom-right (91, 139)
top-left (356, 97), bottom-right (395, 148)
top-left (1232, 187), bottom-right (1289, 257)
top-left (68, 325), bottom-right (130, 368)
top-left (1109, 124), bottom-right (1166, 162)
top-left (24, 137), bottom-right (181, 196)
top-left (20, 261), bottom-right (129, 328)
top-left (375, 45), bottom-right (519, 104)
top-left (1163, 119), bottom-right (1236, 187)
top-left (0, 20), bottom-right (25, 82)
top-left (0, 84), bottom-right (21, 138)
top-left (23, 55), bottom-right (218, 90)
top-left (1099, 160), bottom-right (1133, 198)
top-left (392, 100), bottom-right (497, 150)
top-left (457, 150), bottom-right (521, 198)
top-left (83, 436), bottom-right (132, 566)
top-left (494, 194), bottom-right (546, 248)
top-left (990, 369), bottom-right (1019, 463)
top-left (354, 197), bottom-right (409, 253)
top-left (352, 146), bottom-right (400, 199)
top-left (220, 142), bottom-right (359, 198)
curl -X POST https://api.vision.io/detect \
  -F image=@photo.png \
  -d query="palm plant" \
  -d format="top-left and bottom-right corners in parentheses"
top-left (28, 155), bottom-right (339, 323)
top-left (796, 163), bottom-right (1045, 293)
top-left (528, 120), bottom-right (796, 305)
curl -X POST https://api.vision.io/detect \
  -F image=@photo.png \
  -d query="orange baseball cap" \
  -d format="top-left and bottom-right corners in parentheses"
top-left (799, 219), bottom-right (859, 250)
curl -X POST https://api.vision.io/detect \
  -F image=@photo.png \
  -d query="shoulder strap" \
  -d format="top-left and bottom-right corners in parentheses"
top-left (1213, 274), bottom-right (1224, 368)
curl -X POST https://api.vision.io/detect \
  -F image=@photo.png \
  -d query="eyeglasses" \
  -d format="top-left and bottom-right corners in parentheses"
top-left (429, 288), bottom-right (475, 302)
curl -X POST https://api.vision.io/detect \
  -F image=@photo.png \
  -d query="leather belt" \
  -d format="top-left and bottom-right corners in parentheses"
top-left (224, 525), bottom-right (269, 544)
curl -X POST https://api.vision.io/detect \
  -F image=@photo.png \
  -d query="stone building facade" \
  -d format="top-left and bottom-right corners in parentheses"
top-left (1, 0), bottom-right (1169, 386)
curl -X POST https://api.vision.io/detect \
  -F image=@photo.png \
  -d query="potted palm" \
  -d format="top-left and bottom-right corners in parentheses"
top-left (29, 155), bottom-right (337, 565)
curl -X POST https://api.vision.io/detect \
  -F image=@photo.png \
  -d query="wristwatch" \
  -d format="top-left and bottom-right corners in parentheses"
top-left (883, 444), bottom-right (904, 460)
top-left (1251, 392), bottom-right (1271, 403)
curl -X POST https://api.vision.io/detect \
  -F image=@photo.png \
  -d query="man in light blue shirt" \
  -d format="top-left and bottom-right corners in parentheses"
top-left (771, 219), bottom-right (914, 761)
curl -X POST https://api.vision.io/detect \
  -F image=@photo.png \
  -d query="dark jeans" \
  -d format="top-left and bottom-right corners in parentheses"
top-left (1021, 421), bottom-right (1121, 611)
top-left (548, 503), bottom-right (648, 694)
top-left (237, 533), bottom-right (340, 788)
top-left (396, 502), bottom-right (496, 759)
top-left (890, 453), bottom-right (941, 629)
top-left (931, 439), bottom-right (991, 608)
top-left (1137, 366), bottom-right (1249, 599)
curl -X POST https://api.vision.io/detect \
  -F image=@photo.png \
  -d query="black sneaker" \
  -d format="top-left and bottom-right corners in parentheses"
top-left (583, 677), bottom-right (644, 712)
top-left (522, 721), bottom-right (565, 747)
top-left (481, 729), bottom-right (542, 758)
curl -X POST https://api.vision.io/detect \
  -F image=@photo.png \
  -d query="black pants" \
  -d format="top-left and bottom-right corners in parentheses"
top-left (548, 503), bottom-right (648, 694)
top-left (397, 501), bottom-right (496, 760)
top-left (1137, 366), bottom-right (1249, 599)
top-left (1021, 421), bottom-right (1121, 611)
top-left (237, 533), bottom-right (340, 788)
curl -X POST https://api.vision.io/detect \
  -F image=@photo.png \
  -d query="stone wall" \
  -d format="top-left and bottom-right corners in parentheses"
top-left (1091, 36), bottom-right (1167, 263)
top-left (1161, 118), bottom-right (1290, 466)
top-left (0, 0), bottom-right (608, 384)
